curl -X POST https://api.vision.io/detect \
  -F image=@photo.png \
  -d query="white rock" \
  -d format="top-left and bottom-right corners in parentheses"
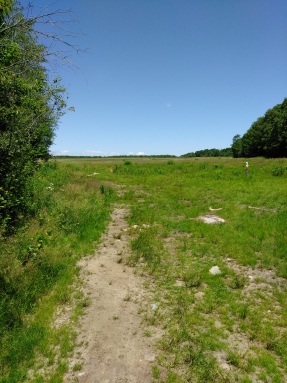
top-left (144, 353), bottom-right (155, 362)
top-left (197, 215), bottom-right (225, 224)
top-left (209, 266), bottom-right (221, 275)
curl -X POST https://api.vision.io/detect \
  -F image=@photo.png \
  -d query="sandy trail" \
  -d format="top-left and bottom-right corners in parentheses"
top-left (65, 206), bottom-right (155, 383)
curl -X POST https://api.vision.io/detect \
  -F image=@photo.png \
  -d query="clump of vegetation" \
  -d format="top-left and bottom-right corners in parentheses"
top-left (232, 98), bottom-right (287, 158)
top-left (0, 160), bottom-right (113, 382)
top-left (0, 1), bottom-right (71, 233)
top-left (272, 166), bottom-right (285, 177)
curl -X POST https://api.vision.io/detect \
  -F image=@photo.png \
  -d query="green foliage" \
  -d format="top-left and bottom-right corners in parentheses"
top-left (0, 0), bottom-right (13, 18)
top-left (0, 2), bottom-right (67, 231)
top-left (239, 98), bottom-right (287, 158)
top-left (0, 160), bottom-right (113, 382)
top-left (231, 134), bottom-right (243, 158)
top-left (181, 147), bottom-right (232, 158)
top-left (271, 166), bottom-right (285, 177)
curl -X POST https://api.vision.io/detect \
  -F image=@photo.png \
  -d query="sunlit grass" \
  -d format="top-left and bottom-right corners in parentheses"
top-left (0, 160), bottom-right (113, 383)
top-left (106, 156), bottom-right (287, 383)
top-left (1, 156), bottom-right (287, 382)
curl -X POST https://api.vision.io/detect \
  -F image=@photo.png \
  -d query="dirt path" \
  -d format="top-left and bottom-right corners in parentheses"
top-left (65, 206), bottom-right (156, 383)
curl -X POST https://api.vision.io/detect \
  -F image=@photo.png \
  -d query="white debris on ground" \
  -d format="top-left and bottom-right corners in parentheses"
top-left (87, 172), bottom-right (100, 176)
top-left (209, 207), bottom-right (223, 211)
top-left (132, 224), bottom-right (150, 230)
top-left (209, 266), bottom-right (222, 275)
top-left (197, 214), bottom-right (225, 224)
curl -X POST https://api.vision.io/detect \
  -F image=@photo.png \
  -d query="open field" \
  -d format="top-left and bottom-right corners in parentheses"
top-left (1, 157), bottom-right (287, 383)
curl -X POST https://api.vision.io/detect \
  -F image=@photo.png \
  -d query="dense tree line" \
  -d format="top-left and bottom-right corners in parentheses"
top-left (0, 1), bottom-right (68, 231)
top-left (181, 147), bottom-right (232, 158)
top-left (232, 98), bottom-right (287, 158)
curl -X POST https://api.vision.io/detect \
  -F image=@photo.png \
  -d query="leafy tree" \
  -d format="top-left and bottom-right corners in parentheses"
top-left (231, 134), bottom-right (242, 158)
top-left (240, 99), bottom-right (287, 158)
top-left (0, 1), bottom-right (69, 230)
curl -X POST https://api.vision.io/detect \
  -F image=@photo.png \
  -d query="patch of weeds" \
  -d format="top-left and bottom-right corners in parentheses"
top-left (123, 293), bottom-right (132, 302)
top-left (72, 363), bottom-right (82, 372)
top-left (129, 227), bottom-right (162, 269)
top-left (237, 303), bottom-right (249, 320)
top-left (166, 371), bottom-right (182, 383)
top-left (271, 166), bottom-right (285, 176)
top-left (240, 377), bottom-right (253, 383)
top-left (144, 329), bottom-right (152, 337)
top-left (182, 271), bottom-right (202, 288)
top-left (80, 297), bottom-right (90, 308)
top-left (227, 350), bottom-right (241, 367)
top-left (229, 274), bottom-right (246, 289)
top-left (152, 364), bottom-right (161, 379)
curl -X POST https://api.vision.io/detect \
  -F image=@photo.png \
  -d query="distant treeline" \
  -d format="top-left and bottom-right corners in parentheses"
top-left (181, 148), bottom-right (232, 158)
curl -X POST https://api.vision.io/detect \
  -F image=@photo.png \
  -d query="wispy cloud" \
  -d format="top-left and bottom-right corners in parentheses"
top-left (51, 149), bottom-right (70, 155)
top-left (128, 151), bottom-right (145, 156)
top-left (50, 149), bottom-right (122, 156)
top-left (165, 102), bottom-right (172, 108)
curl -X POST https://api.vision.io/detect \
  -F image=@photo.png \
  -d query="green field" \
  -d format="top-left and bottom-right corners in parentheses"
top-left (1, 157), bottom-right (287, 383)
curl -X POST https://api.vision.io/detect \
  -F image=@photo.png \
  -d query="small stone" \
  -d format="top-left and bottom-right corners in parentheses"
top-left (209, 266), bottom-right (221, 275)
top-left (144, 353), bottom-right (155, 362)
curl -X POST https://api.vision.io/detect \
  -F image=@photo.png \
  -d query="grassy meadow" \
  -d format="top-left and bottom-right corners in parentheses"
top-left (1, 156), bottom-right (287, 382)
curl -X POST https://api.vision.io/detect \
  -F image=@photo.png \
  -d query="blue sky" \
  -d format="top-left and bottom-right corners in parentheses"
top-left (24, 1), bottom-right (287, 156)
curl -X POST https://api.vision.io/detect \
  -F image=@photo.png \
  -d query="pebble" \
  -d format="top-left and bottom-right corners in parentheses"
top-left (209, 266), bottom-right (221, 275)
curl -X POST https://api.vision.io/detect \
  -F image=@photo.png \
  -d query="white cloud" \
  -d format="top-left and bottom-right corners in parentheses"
top-left (50, 149), bottom-right (70, 155)
top-left (129, 151), bottom-right (145, 156)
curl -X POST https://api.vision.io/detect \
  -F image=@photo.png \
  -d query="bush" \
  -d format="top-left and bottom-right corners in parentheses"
top-left (271, 166), bottom-right (285, 177)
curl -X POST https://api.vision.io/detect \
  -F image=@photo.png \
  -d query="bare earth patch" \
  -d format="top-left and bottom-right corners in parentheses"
top-left (65, 206), bottom-right (156, 383)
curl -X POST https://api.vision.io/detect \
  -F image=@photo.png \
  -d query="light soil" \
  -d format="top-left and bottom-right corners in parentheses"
top-left (65, 206), bottom-right (156, 383)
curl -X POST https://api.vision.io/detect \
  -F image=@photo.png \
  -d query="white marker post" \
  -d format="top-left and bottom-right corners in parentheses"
top-left (245, 161), bottom-right (249, 175)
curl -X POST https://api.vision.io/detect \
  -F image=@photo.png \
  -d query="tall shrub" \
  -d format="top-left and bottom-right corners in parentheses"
top-left (0, 1), bottom-right (67, 230)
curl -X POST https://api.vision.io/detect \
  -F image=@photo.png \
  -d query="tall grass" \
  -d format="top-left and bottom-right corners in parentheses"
top-left (0, 160), bottom-right (113, 383)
